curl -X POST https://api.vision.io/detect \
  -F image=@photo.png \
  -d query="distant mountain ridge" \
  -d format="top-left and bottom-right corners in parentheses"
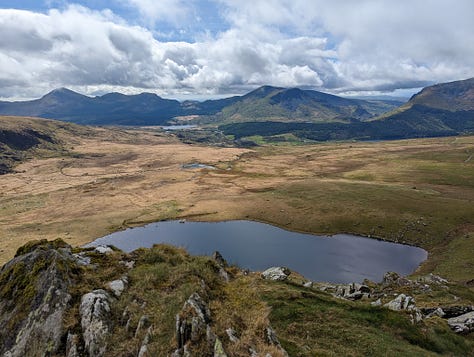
top-left (221, 78), bottom-right (474, 141)
top-left (0, 88), bottom-right (183, 125)
top-left (0, 86), bottom-right (403, 126)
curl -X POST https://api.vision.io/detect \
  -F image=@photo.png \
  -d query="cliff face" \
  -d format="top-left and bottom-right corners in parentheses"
top-left (1, 239), bottom-right (473, 356)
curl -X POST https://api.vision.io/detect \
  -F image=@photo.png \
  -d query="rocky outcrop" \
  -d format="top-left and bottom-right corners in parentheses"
top-left (261, 267), bottom-right (291, 281)
top-left (447, 312), bottom-right (474, 334)
top-left (382, 272), bottom-right (413, 287)
top-left (0, 239), bottom-right (76, 357)
top-left (213, 251), bottom-right (230, 282)
top-left (335, 283), bottom-right (371, 300)
top-left (384, 294), bottom-right (416, 311)
top-left (174, 292), bottom-right (216, 356)
top-left (265, 326), bottom-right (289, 357)
top-left (80, 289), bottom-right (113, 357)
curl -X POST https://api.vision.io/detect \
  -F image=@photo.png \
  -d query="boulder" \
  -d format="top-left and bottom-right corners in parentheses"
top-left (384, 294), bottom-right (415, 311)
top-left (447, 311), bottom-right (474, 334)
top-left (261, 267), bottom-right (291, 281)
top-left (417, 274), bottom-right (448, 285)
top-left (335, 283), bottom-right (371, 300)
top-left (107, 276), bottom-right (127, 297)
top-left (80, 289), bottom-right (113, 357)
top-left (94, 245), bottom-right (114, 254)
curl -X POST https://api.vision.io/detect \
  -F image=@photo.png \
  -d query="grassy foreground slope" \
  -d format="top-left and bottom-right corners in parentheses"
top-left (2, 240), bottom-right (473, 356)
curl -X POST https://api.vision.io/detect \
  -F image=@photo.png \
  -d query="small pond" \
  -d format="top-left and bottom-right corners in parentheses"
top-left (160, 125), bottom-right (197, 130)
top-left (181, 163), bottom-right (216, 170)
top-left (86, 220), bottom-right (427, 283)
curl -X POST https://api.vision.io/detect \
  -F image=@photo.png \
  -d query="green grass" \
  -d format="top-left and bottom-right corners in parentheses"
top-left (260, 281), bottom-right (474, 356)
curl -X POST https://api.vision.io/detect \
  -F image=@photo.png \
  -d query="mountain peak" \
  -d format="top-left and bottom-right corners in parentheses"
top-left (42, 87), bottom-right (85, 100)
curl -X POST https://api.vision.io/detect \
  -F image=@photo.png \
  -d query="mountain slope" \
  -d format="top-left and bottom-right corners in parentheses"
top-left (217, 86), bottom-right (395, 123)
top-left (0, 89), bottom-right (182, 125)
top-left (371, 78), bottom-right (474, 135)
top-left (0, 116), bottom-right (97, 174)
top-left (0, 86), bottom-right (402, 126)
top-left (407, 77), bottom-right (474, 111)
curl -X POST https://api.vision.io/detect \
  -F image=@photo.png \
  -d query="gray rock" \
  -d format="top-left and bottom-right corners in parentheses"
top-left (303, 281), bottom-right (313, 288)
top-left (94, 245), bottom-right (114, 254)
top-left (107, 276), bottom-right (127, 297)
top-left (334, 283), bottom-right (371, 300)
top-left (261, 267), bottom-right (291, 281)
top-left (212, 251), bottom-right (227, 267)
top-left (417, 273), bottom-right (448, 285)
top-left (175, 292), bottom-right (211, 352)
top-left (448, 311), bottom-right (474, 333)
top-left (440, 305), bottom-right (473, 318)
top-left (226, 327), bottom-right (239, 343)
top-left (135, 315), bottom-right (150, 338)
top-left (73, 252), bottom-right (91, 265)
top-left (382, 272), bottom-right (412, 287)
top-left (384, 294), bottom-right (415, 311)
top-left (80, 289), bottom-right (113, 357)
top-left (138, 326), bottom-right (153, 357)
top-left (425, 307), bottom-right (445, 318)
top-left (371, 298), bottom-right (382, 307)
top-left (265, 326), bottom-right (289, 357)
top-left (66, 333), bottom-right (80, 357)
top-left (120, 260), bottom-right (135, 269)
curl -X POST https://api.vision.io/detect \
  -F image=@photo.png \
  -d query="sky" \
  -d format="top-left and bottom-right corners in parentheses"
top-left (0, 0), bottom-right (473, 100)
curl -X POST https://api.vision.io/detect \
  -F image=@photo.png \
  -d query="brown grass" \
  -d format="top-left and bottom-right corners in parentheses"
top-left (1, 117), bottom-right (473, 285)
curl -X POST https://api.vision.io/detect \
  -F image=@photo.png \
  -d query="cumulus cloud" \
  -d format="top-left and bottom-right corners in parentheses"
top-left (121, 0), bottom-right (190, 26)
top-left (0, 1), bottom-right (473, 99)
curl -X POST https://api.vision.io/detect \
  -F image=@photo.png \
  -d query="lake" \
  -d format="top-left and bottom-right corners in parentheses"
top-left (86, 220), bottom-right (427, 284)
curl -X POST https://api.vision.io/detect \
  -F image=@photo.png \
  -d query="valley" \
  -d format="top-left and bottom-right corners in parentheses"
top-left (1, 115), bottom-right (474, 355)
top-left (1, 116), bottom-right (473, 286)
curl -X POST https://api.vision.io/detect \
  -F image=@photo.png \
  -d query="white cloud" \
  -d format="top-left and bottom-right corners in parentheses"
top-left (121, 0), bottom-right (190, 25)
top-left (0, 1), bottom-right (473, 99)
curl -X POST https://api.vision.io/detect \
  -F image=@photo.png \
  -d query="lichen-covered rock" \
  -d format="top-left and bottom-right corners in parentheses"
top-left (261, 267), bottom-right (291, 281)
top-left (80, 289), bottom-right (113, 357)
top-left (214, 337), bottom-right (228, 357)
top-left (0, 239), bottom-right (76, 357)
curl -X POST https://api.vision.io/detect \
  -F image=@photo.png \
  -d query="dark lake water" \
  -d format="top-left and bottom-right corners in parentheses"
top-left (86, 220), bottom-right (427, 283)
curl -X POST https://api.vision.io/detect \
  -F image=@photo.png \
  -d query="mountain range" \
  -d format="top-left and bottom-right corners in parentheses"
top-left (0, 78), bottom-right (473, 141)
top-left (0, 86), bottom-right (403, 126)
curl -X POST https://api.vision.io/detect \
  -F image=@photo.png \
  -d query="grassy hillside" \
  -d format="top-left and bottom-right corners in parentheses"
top-left (0, 116), bottom-right (87, 174)
top-left (2, 240), bottom-right (473, 356)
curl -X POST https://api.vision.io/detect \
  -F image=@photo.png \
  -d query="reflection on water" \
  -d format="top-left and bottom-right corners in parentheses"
top-left (86, 220), bottom-right (427, 283)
